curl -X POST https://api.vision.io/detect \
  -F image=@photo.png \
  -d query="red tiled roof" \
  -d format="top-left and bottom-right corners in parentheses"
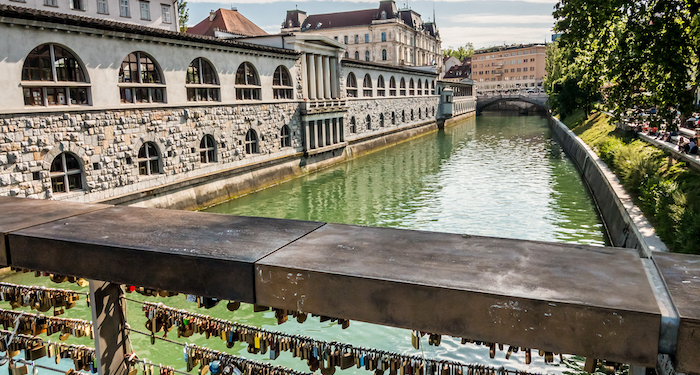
top-left (187, 8), bottom-right (268, 38)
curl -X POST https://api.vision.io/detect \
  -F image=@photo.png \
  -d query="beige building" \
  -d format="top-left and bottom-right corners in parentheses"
top-left (281, 0), bottom-right (442, 72)
top-left (471, 44), bottom-right (546, 95)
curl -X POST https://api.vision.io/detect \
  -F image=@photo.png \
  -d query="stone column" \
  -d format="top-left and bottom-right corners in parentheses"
top-left (304, 121), bottom-right (311, 151)
top-left (319, 119), bottom-right (326, 148)
top-left (315, 55), bottom-right (323, 100)
top-left (322, 56), bottom-right (331, 99)
top-left (329, 57), bottom-right (338, 98)
top-left (332, 118), bottom-right (338, 144)
top-left (300, 53), bottom-right (308, 99)
top-left (90, 281), bottom-right (130, 375)
top-left (307, 54), bottom-right (316, 100)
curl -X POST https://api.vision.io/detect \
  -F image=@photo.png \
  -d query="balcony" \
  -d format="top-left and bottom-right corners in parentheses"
top-left (303, 98), bottom-right (348, 115)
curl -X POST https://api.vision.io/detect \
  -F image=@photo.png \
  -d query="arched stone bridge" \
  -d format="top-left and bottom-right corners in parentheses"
top-left (476, 94), bottom-right (549, 114)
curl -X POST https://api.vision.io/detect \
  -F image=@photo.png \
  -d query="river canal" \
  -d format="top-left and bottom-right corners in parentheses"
top-left (0, 112), bottom-right (606, 374)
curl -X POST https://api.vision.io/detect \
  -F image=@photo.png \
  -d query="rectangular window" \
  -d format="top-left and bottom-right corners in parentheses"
top-left (97, 0), bottom-right (108, 13)
top-left (161, 4), bottom-right (171, 23)
top-left (334, 36), bottom-right (338, 41)
top-left (70, 0), bottom-right (86, 10)
top-left (44, 0), bottom-right (58, 7)
top-left (344, 36), bottom-right (348, 44)
top-left (381, 32), bottom-right (386, 42)
top-left (140, 1), bottom-right (150, 20)
top-left (365, 34), bottom-right (369, 43)
top-left (120, 0), bottom-right (130, 17)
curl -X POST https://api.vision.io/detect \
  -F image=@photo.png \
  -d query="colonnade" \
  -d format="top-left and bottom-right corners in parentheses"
top-left (304, 117), bottom-right (344, 150)
top-left (304, 53), bottom-right (339, 100)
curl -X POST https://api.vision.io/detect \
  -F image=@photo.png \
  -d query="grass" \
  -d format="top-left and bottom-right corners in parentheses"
top-left (562, 110), bottom-right (700, 254)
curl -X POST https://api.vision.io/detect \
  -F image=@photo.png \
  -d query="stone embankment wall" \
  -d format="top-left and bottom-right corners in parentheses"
top-left (547, 116), bottom-right (667, 255)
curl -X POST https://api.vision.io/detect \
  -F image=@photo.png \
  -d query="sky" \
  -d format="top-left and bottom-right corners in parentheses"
top-left (184, 0), bottom-right (559, 50)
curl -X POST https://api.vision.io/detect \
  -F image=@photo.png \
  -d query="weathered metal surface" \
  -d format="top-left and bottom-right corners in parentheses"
top-left (256, 223), bottom-right (661, 366)
top-left (653, 252), bottom-right (700, 374)
top-left (8, 206), bottom-right (324, 302)
top-left (0, 196), bottom-right (109, 266)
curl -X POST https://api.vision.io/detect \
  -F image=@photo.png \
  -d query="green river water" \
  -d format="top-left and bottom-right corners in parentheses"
top-left (0, 112), bottom-right (607, 374)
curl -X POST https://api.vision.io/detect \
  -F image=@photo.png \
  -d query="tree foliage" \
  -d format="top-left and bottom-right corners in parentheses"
top-left (443, 43), bottom-right (474, 61)
top-left (551, 0), bottom-right (700, 125)
top-left (177, 0), bottom-right (189, 33)
top-left (545, 42), bottom-right (600, 118)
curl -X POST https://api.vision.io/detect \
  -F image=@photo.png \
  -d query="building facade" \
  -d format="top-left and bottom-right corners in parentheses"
top-left (281, 0), bottom-right (442, 72)
top-left (471, 44), bottom-right (546, 95)
top-left (0, 4), bottom-right (468, 208)
top-left (0, 0), bottom-right (178, 31)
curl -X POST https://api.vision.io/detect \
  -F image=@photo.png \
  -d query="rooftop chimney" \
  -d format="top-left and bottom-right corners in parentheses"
top-left (209, 10), bottom-right (216, 21)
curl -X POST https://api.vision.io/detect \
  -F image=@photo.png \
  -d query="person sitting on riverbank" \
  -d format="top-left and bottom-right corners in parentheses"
top-left (690, 138), bottom-right (699, 155)
top-left (679, 136), bottom-right (689, 153)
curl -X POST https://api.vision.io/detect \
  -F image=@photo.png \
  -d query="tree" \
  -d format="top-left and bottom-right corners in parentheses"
top-left (544, 42), bottom-right (600, 118)
top-left (552, 0), bottom-right (700, 127)
top-left (177, 0), bottom-right (189, 33)
top-left (443, 43), bottom-right (474, 61)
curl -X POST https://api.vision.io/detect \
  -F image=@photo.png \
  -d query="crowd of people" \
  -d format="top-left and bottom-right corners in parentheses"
top-left (633, 111), bottom-right (700, 155)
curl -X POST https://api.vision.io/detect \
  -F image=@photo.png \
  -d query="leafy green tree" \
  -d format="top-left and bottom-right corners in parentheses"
top-left (544, 42), bottom-right (600, 118)
top-left (443, 43), bottom-right (474, 61)
top-left (177, 0), bottom-right (189, 33)
top-left (552, 0), bottom-right (700, 126)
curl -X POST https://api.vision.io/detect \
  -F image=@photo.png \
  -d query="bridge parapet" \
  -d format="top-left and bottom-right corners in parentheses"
top-left (476, 94), bottom-right (549, 113)
top-left (1, 196), bottom-right (698, 373)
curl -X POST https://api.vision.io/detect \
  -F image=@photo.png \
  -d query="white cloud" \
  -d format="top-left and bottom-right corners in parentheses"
top-left (444, 13), bottom-right (554, 25)
top-left (440, 26), bottom-right (553, 49)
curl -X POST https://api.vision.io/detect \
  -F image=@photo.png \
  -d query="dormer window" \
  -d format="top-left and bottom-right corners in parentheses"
top-left (381, 10), bottom-right (386, 19)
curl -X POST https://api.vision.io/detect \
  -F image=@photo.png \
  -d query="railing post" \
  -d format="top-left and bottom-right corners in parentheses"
top-left (90, 281), bottom-right (131, 375)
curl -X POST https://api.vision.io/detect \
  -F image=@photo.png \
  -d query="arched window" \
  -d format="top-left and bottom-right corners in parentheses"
top-left (402, 110), bottom-right (405, 122)
top-left (365, 50), bottom-right (370, 62)
top-left (382, 49), bottom-right (387, 61)
top-left (350, 117), bottom-right (356, 133)
top-left (418, 108), bottom-right (422, 119)
top-left (280, 125), bottom-right (291, 148)
top-left (409, 78), bottom-right (415, 95)
top-left (362, 74), bottom-right (372, 97)
top-left (199, 135), bottom-right (216, 163)
top-left (345, 52), bottom-right (349, 58)
top-left (431, 80), bottom-right (435, 95)
top-left (377, 75), bottom-right (385, 96)
top-left (346, 73), bottom-right (357, 97)
top-left (380, 113), bottom-right (385, 127)
top-left (137, 142), bottom-right (161, 175)
top-left (389, 76), bottom-right (396, 96)
top-left (245, 129), bottom-right (259, 154)
top-left (425, 79), bottom-right (429, 95)
top-left (50, 152), bottom-right (83, 193)
top-left (399, 78), bottom-right (406, 96)
top-left (119, 51), bottom-right (165, 104)
top-left (187, 58), bottom-right (220, 102)
top-left (417, 80), bottom-right (422, 96)
top-left (354, 51), bottom-right (360, 60)
top-left (391, 112), bottom-right (396, 125)
top-left (235, 62), bottom-right (261, 100)
top-left (366, 114), bottom-right (371, 130)
top-left (411, 109), bottom-right (414, 121)
top-left (22, 44), bottom-right (89, 106)
top-left (273, 66), bottom-right (293, 99)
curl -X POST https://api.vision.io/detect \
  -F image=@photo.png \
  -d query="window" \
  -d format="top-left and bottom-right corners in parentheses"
top-left (418, 108), bottom-right (422, 119)
top-left (402, 110), bottom-right (405, 122)
top-left (346, 72), bottom-right (357, 97)
top-left (44, 0), bottom-right (57, 6)
top-left (235, 62), bottom-right (261, 100)
top-left (377, 75), bottom-right (385, 96)
top-left (118, 51), bottom-right (165, 103)
top-left (161, 4), bottom-right (171, 23)
top-left (391, 112), bottom-right (395, 125)
top-left (70, 0), bottom-right (86, 10)
top-left (50, 152), bottom-right (83, 193)
top-left (417, 80), bottom-right (422, 95)
top-left (425, 79), bottom-right (429, 95)
top-left (187, 58), bottom-right (220, 102)
top-left (399, 77), bottom-right (406, 96)
top-left (280, 126), bottom-right (291, 148)
top-left (381, 32), bottom-right (386, 42)
top-left (97, 0), bottom-right (108, 13)
top-left (344, 36), bottom-right (348, 44)
top-left (139, 1), bottom-right (150, 20)
top-left (382, 49), bottom-right (387, 61)
top-left (366, 115), bottom-right (371, 130)
top-left (22, 44), bottom-right (90, 107)
top-left (119, 0), bottom-right (130, 16)
top-left (272, 65), bottom-right (293, 99)
top-left (245, 129), bottom-right (259, 154)
top-left (409, 78), bottom-right (414, 95)
top-left (137, 142), bottom-right (161, 175)
top-left (350, 117), bottom-right (356, 133)
top-left (362, 74), bottom-right (372, 97)
top-left (199, 135), bottom-right (216, 163)
top-left (380, 113), bottom-right (385, 127)
top-left (365, 50), bottom-right (370, 62)
top-left (411, 109), bottom-right (414, 120)
top-left (344, 52), bottom-right (349, 58)
top-left (334, 36), bottom-right (338, 41)
top-left (365, 34), bottom-right (369, 43)
top-left (354, 35), bottom-right (359, 44)
top-left (354, 51), bottom-right (359, 60)
top-left (389, 76), bottom-right (396, 96)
